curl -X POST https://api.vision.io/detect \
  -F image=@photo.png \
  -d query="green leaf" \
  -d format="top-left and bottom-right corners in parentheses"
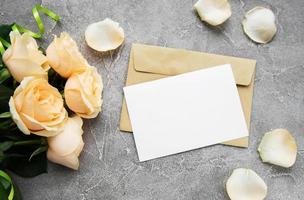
top-left (4, 152), bottom-right (47, 177)
top-left (0, 141), bottom-right (14, 151)
top-left (0, 24), bottom-right (13, 42)
top-left (0, 170), bottom-right (22, 200)
top-left (0, 112), bottom-right (11, 119)
top-left (13, 139), bottom-right (43, 146)
top-left (0, 85), bottom-right (13, 113)
top-left (0, 24), bottom-right (12, 69)
top-left (0, 133), bottom-right (48, 177)
top-left (0, 132), bottom-right (23, 141)
top-left (12, 80), bottom-right (19, 89)
top-left (0, 151), bottom-right (4, 162)
top-left (0, 171), bottom-right (12, 200)
top-left (0, 119), bottom-right (14, 130)
top-left (29, 146), bottom-right (47, 161)
top-left (0, 175), bottom-right (10, 190)
top-left (0, 57), bottom-right (3, 69)
top-left (12, 183), bottom-right (22, 200)
top-left (0, 181), bottom-right (8, 200)
top-left (0, 85), bottom-right (13, 97)
top-left (48, 68), bottom-right (67, 91)
top-left (0, 68), bottom-right (11, 84)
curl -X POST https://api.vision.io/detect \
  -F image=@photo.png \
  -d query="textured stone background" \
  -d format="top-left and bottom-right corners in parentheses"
top-left (2, 0), bottom-right (304, 199)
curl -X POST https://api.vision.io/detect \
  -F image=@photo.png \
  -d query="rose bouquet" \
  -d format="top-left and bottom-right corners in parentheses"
top-left (0, 5), bottom-right (102, 199)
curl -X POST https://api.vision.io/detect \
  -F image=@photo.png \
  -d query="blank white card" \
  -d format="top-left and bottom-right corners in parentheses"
top-left (124, 65), bottom-right (248, 162)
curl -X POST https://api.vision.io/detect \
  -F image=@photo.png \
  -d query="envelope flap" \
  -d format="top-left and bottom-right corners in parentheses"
top-left (132, 43), bottom-right (256, 86)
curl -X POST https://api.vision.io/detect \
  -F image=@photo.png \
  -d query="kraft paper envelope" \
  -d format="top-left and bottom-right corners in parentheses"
top-left (120, 43), bottom-right (256, 147)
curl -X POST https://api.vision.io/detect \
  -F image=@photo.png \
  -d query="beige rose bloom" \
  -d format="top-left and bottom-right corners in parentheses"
top-left (9, 77), bottom-right (67, 137)
top-left (2, 32), bottom-right (49, 82)
top-left (46, 32), bottom-right (88, 78)
top-left (65, 66), bottom-right (103, 118)
top-left (47, 116), bottom-right (84, 170)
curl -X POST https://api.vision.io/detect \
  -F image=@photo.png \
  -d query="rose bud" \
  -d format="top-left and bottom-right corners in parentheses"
top-left (65, 66), bottom-right (103, 119)
top-left (46, 32), bottom-right (88, 78)
top-left (47, 116), bottom-right (84, 170)
top-left (3, 32), bottom-right (49, 82)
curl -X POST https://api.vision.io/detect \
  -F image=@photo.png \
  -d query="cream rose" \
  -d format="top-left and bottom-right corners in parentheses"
top-left (9, 77), bottom-right (67, 137)
top-left (65, 66), bottom-right (103, 118)
top-left (47, 116), bottom-right (84, 170)
top-left (46, 32), bottom-right (88, 78)
top-left (2, 31), bottom-right (49, 82)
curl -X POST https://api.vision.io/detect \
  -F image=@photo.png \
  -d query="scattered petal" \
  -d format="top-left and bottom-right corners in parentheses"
top-left (194, 0), bottom-right (231, 26)
top-left (258, 129), bottom-right (297, 168)
top-left (226, 168), bottom-right (267, 200)
top-left (242, 7), bottom-right (277, 43)
top-left (85, 18), bottom-right (124, 52)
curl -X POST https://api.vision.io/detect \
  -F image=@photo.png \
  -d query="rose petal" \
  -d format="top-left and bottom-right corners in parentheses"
top-left (258, 129), bottom-right (297, 168)
top-left (21, 113), bottom-right (44, 131)
top-left (85, 18), bottom-right (124, 52)
top-left (8, 32), bottom-right (29, 59)
top-left (47, 145), bottom-right (82, 170)
top-left (77, 108), bottom-right (101, 119)
top-left (46, 32), bottom-right (88, 78)
top-left (11, 77), bottom-right (67, 137)
top-left (34, 127), bottom-right (64, 137)
top-left (226, 168), bottom-right (267, 200)
top-left (39, 108), bottom-right (67, 127)
top-left (9, 97), bottom-right (31, 135)
top-left (4, 59), bottom-right (47, 82)
top-left (22, 110), bottom-right (67, 137)
top-left (48, 116), bottom-right (83, 156)
top-left (3, 32), bottom-right (49, 82)
top-left (194, 0), bottom-right (231, 26)
top-left (22, 113), bottom-right (57, 131)
top-left (47, 116), bottom-right (84, 170)
top-left (65, 66), bottom-right (103, 118)
top-left (242, 7), bottom-right (277, 44)
top-left (65, 88), bottom-right (92, 114)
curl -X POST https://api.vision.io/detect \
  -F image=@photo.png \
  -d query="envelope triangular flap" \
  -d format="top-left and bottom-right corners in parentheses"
top-left (132, 43), bottom-right (256, 86)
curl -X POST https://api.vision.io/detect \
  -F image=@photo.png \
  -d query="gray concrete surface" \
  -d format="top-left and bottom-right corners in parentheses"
top-left (2, 0), bottom-right (304, 199)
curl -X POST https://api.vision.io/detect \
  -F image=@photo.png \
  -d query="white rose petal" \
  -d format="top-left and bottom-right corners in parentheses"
top-left (194, 0), bottom-right (231, 26)
top-left (258, 129), bottom-right (297, 168)
top-left (85, 18), bottom-right (125, 52)
top-left (242, 7), bottom-right (277, 44)
top-left (226, 168), bottom-right (267, 200)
